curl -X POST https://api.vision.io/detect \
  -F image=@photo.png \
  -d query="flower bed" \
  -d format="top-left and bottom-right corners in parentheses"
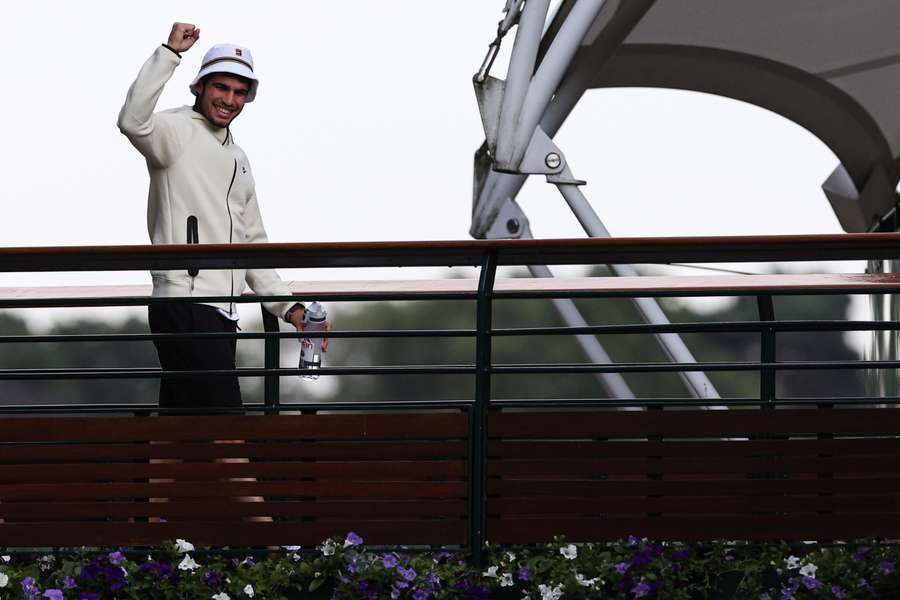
top-left (1, 534), bottom-right (899, 598)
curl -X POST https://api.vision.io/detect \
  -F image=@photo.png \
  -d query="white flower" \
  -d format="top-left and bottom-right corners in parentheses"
top-left (292, 553), bottom-right (302, 562)
top-left (243, 584), bottom-right (254, 597)
top-left (575, 572), bottom-right (601, 587)
top-left (321, 541), bottom-right (336, 556)
top-left (505, 551), bottom-right (517, 562)
top-left (500, 573), bottom-right (514, 587)
top-left (0, 572), bottom-right (8, 587)
top-left (482, 566), bottom-right (499, 578)
top-left (175, 539), bottom-right (195, 554)
top-left (1, 556), bottom-right (9, 563)
top-left (178, 555), bottom-right (200, 571)
top-left (538, 584), bottom-right (564, 600)
top-left (560, 544), bottom-right (577, 560)
top-left (282, 546), bottom-right (301, 551)
top-left (785, 555), bottom-right (800, 570)
top-left (212, 593), bottom-right (231, 600)
top-left (799, 563), bottom-right (818, 578)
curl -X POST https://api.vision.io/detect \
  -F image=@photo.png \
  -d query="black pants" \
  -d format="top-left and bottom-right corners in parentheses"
top-left (148, 302), bottom-right (242, 411)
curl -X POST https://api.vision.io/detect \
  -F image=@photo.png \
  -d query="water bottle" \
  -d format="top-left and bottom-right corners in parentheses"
top-left (299, 302), bottom-right (327, 381)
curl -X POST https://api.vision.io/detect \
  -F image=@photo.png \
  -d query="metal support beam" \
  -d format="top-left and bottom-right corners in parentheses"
top-left (470, 250), bottom-right (497, 566)
top-left (555, 180), bottom-right (721, 400)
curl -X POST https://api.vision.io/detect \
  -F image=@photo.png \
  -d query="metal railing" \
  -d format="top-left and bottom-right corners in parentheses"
top-left (4, 233), bottom-right (900, 559)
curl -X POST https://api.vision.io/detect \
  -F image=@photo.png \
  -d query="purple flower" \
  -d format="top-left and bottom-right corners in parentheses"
top-left (43, 590), bottom-right (64, 600)
top-left (203, 570), bottom-right (221, 587)
top-left (346, 531), bottom-right (364, 546)
top-left (631, 549), bottom-right (653, 567)
top-left (63, 577), bottom-right (76, 589)
top-left (632, 581), bottom-right (652, 598)
top-left (517, 566), bottom-right (531, 581)
top-left (396, 580), bottom-right (410, 589)
top-left (425, 572), bottom-right (439, 586)
top-left (357, 580), bottom-right (379, 599)
top-left (627, 535), bottom-right (639, 546)
top-left (22, 576), bottom-right (40, 600)
top-left (108, 551), bottom-right (126, 565)
top-left (672, 550), bottom-right (691, 561)
top-left (615, 562), bottom-right (629, 574)
top-left (413, 590), bottom-right (429, 600)
top-left (831, 585), bottom-right (847, 599)
top-left (852, 546), bottom-right (871, 561)
top-left (398, 566), bottom-right (417, 582)
top-left (79, 594), bottom-right (100, 600)
top-left (881, 560), bottom-right (895, 575)
top-left (801, 576), bottom-right (822, 591)
top-left (383, 554), bottom-right (398, 569)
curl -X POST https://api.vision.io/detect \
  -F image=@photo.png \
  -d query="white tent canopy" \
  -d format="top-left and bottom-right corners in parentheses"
top-left (541, 0), bottom-right (900, 232)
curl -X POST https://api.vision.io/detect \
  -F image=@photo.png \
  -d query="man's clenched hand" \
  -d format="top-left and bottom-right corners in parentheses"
top-left (166, 22), bottom-right (200, 53)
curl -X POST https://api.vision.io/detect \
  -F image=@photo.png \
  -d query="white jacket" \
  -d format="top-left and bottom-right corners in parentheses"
top-left (118, 45), bottom-right (294, 319)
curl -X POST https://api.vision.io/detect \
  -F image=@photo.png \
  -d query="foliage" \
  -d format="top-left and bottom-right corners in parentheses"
top-left (1, 535), bottom-right (900, 599)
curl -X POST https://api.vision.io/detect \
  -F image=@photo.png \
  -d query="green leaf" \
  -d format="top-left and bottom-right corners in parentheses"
top-left (309, 577), bottom-right (324, 592)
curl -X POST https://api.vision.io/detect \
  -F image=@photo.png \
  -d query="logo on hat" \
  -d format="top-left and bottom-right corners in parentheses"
top-left (235, 48), bottom-right (243, 57)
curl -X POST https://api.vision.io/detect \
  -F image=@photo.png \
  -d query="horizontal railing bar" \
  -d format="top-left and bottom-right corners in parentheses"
top-left (0, 365), bottom-right (476, 380)
top-left (0, 358), bottom-right (892, 381)
top-left (492, 320), bottom-right (900, 336)
top-left (0, 329), bottom-right (476, 344)
top-left (4, 233), bottom-right (900, 272)
top-left (491, 359), bottom-right (900, 374)
top-left (0, 400), bottom-right (475, 414)
top-left (491, 397), bottom-right (900, 408)
top-left (0, 293), bottom-right (478, 310)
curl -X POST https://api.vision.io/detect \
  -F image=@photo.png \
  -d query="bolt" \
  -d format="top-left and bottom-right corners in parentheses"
top-left (545, 152), bottom-right (561, 169)
top-left (506, 218), bottom-right (520, 234)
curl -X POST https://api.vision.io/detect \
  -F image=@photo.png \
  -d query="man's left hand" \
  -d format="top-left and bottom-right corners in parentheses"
top-left (287, 310), bottom-right (331, 352)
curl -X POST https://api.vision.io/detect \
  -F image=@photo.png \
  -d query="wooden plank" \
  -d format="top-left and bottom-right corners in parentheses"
top-left (0, 440), bottom-right (468, 463)
top-left (490, 495), bottom-right (900, 516)
top-left (0, 500), bottom-right (467, 520)
top-left (488, 409), bottom-right (900, 437)
top-left (0, 480), bottom-right (467, 501)
top-left (0, 413), bottom-right (468, 443)
top-left (0, 519), bottom-right (466, 547)
top-left (488, 455), bottom-right (900, 477)
top-left (0, 460), bottom-right (467, 483)
top-left (489, 477), bottom-right (900, 497)
top-left (487, 514), bottom-right (900, 543)
top-left (490, 438), bottom-right (900, 459)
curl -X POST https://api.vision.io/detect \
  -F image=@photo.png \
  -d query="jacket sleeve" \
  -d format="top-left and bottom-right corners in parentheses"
top-left (117, 46), bottom-right (192, 168)
top-left (243, 189), bottom-right (297, 320)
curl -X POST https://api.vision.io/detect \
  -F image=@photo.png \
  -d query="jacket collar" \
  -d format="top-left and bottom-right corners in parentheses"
top-left (181, 105), bottom-right (230, 145)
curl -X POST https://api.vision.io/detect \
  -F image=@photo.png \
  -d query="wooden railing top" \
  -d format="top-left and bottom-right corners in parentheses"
top-left (3, 273), bottom-right (900, 303)
top-left (1, 232), bottom-right (900, 272)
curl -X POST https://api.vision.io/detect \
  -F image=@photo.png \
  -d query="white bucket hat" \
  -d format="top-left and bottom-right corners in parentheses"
top-left (189, 43), bottom-right (259, 102)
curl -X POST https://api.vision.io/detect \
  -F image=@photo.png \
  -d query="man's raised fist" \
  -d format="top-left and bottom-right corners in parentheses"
top-left (166, 22), bottom-right (200, 53)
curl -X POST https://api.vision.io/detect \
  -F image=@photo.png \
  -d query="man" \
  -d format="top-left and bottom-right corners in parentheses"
top-left (118, 23), bottom-right (313, 410)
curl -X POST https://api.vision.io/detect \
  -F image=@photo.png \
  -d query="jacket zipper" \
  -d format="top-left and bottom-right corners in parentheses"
top-left (225, 159), bottom-right (237, 315)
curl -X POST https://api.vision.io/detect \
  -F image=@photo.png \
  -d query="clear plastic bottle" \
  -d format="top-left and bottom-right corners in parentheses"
top-left (299, 302), bottom-right (327, 381)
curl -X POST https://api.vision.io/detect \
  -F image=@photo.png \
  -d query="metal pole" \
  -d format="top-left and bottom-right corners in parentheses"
top-left (556, 182), bottom-right (721, 400)
top-left (757, 296), bottom-right (776, 404)
top-left (527, 263), bottom-right (635, 399)
top-left (261, 307), bottom-right (281, 413)
top-left (509, 0), bottom-right (609, 167)
top-left (470, 250), bottom-right (497, 567)
top-left (494, 0), bottom-right (551, 168)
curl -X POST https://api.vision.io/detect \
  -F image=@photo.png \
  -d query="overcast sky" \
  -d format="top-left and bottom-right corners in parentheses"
top-left (1, 1), bottom-right (854, 318)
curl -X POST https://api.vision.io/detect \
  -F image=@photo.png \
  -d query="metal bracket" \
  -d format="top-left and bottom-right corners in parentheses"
top-left (483, 197), bottom-right (531, 239)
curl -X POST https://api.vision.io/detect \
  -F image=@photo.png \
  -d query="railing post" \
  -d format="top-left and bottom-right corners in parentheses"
top-left (261, 306), bottom-right (281, 414)
top-left (470, 250), bottom-right (497, 567)
top-left (757, 295), bottom-right (776, 405)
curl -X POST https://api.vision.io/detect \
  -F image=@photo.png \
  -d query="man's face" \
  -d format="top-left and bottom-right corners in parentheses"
top-left (195, 73), bottom-right (250, 128)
